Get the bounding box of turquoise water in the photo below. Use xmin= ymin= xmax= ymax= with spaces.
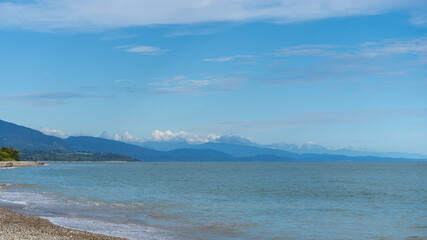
xmin=0 ymin=162 xmax=426 ymax=239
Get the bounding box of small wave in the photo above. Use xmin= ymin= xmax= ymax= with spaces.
xmin=1 ymin=182 xmax=42 ymax=189
xmin=0 ymin=189 xmax=60 ymax=208
xmin=0 ymin=198 xmax=28 ymax=206
xmin=46 ymin=216 xmax=174 ymax=240
xmin=0 ymin=188 xmax=175 ymax=239
xmin=110 ymin=202 xmax=144 ymax=208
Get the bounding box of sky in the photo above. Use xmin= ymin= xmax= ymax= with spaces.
xmin=0 ymin=0 xmax=426 ymax=154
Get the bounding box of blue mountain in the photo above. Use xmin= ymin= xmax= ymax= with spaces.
xmin=1 ymin=119 xmax=425 ymax=162
xmin=192 ymin=142 xmax=299 ymax=158
xmin=0 ymin=119 xmax=68 ymax=151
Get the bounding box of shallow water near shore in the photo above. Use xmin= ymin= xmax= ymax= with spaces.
xmin=0 ymin=162 xmax=426 ymax=239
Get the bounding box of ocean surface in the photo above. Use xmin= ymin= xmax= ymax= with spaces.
xmin=0 ymin=162 xmax=426 ymax=240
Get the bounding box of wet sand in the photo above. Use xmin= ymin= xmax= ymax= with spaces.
xmin=0 ymin=206 xmax=127 ymax=240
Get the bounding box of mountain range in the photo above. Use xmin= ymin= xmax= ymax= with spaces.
xmin=139 ymin=140 xmax=427 ymax=159
xmin=1 ymin=119 xmax=426 ymax=162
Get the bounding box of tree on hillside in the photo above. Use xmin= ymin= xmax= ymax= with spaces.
xmin=0 ymin=147 xmax=20 ymax=161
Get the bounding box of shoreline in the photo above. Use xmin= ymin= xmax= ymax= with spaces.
xmin=0 ymin=206 xmax=128 ymax=240
xmin=41 ymin=161 xmax=137 ymax=162
xmin=0 ymin=161 xmax=134 ymax=240
xmin=0 ymin=161 xmax=44 ymax=168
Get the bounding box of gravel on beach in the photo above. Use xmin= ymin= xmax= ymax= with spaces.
xmin=0 ymin=206 xmax=128 ymax=240
xmin=0 ymin=161 xmax=44 ymax=168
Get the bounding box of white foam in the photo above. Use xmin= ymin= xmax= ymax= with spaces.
xmin=0 ymin=189 xmax=57 ymax=207
xmin=0 ymin=198 xmax=28 ymax=206
xmin=0 ymin=167 xmax=17 ymax=170
xmin=0 ymin=189 xmax=175 ymax=240
xmin=46 ymin=216 xmax=174 ymax=240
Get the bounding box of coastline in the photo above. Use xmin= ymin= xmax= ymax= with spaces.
xmin=0 ymin=161 xmax=44 ymax=168
xmin=0 ymin=206 xmax=128 ymax=240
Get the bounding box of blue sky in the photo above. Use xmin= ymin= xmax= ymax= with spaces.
xmin=0 ymin=0 xmax=426 ymax=154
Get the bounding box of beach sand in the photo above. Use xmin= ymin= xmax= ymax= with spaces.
xmin=0 ymin=161 xmax=44 ymax=168
xmin=0 ymin=206 xmax=128 ymax=240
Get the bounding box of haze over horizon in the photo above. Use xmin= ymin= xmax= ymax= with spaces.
xmin=0 ymin=0 xmax=426 ymax=154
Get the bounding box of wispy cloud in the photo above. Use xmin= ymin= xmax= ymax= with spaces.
xmin=0 ymin=92 xmax=84 ymax=107
xmin=100 ymin=33 xmax=137 ymax=41
xmin=274 ymin=37 xmax=427 ymax=58
xmin=117 ymin=45 xmax=168 ymax=55
xmin=147 ymin=80 xmax=211 ymax=94
xmin=274 ymin=44 xmax=342 ymax=56
xmin=357 ymin=36 xmax=427 ymax=57
xmin=203 ymin=55 xmax=256 ymax=62
xmin=1 ymin=0 xmax=424 ymax=31
xmin=266 ymin=36 xmax=427 ymax=83
xmin=78 ymin=86 xmax=102 ymax=92
xmin=265 ymin=60 xmax=391 ymax=83
xmin=133 ymin=75 xmax=245 ymax=95
xmin=165 ymin=26 xmax=225 ymax=37
xmin=210 ymin=109 xmax=427 ymax=133
xmin=114 ymin=79 xmax=134 ymax=83
xmin=410 ymin=7 xmax=427 ymax=27
xmin=0 ymin=92 xmax=113 ymax=108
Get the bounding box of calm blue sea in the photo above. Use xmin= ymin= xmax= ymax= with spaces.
xmin=0 ymin=162 xmax=426 ymax=240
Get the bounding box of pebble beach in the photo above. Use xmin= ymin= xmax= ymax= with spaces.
xmin=0 ymin=206 xmax=127 ymax=240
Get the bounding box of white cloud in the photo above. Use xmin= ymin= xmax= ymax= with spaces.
xmin=118 ymin=45 xmax=168 ymax=55
xmin=0 ymin=0 xmax=424 ymax=31
xmin=149 ymin=130 xmax=218 ymax=143
xmin=100 ymin=131 xmax=110 ymax=139
xmin=38 ymin=127 xmax=254 ymax=145
xmin=39 ymin=127 xmax=69 ymax=138
xmin=203 ymin=55 xmax=256 ymax=62
xmin=39 ymin=128 xmax=140 ymax=142
xmin=113 ymin=131 xmax=141 ymax=142
xmin=148 ymin=129 xmax=255 ymax=145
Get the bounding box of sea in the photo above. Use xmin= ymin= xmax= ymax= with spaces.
xmin=0 ymin=162 xmax=426 ymax=240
